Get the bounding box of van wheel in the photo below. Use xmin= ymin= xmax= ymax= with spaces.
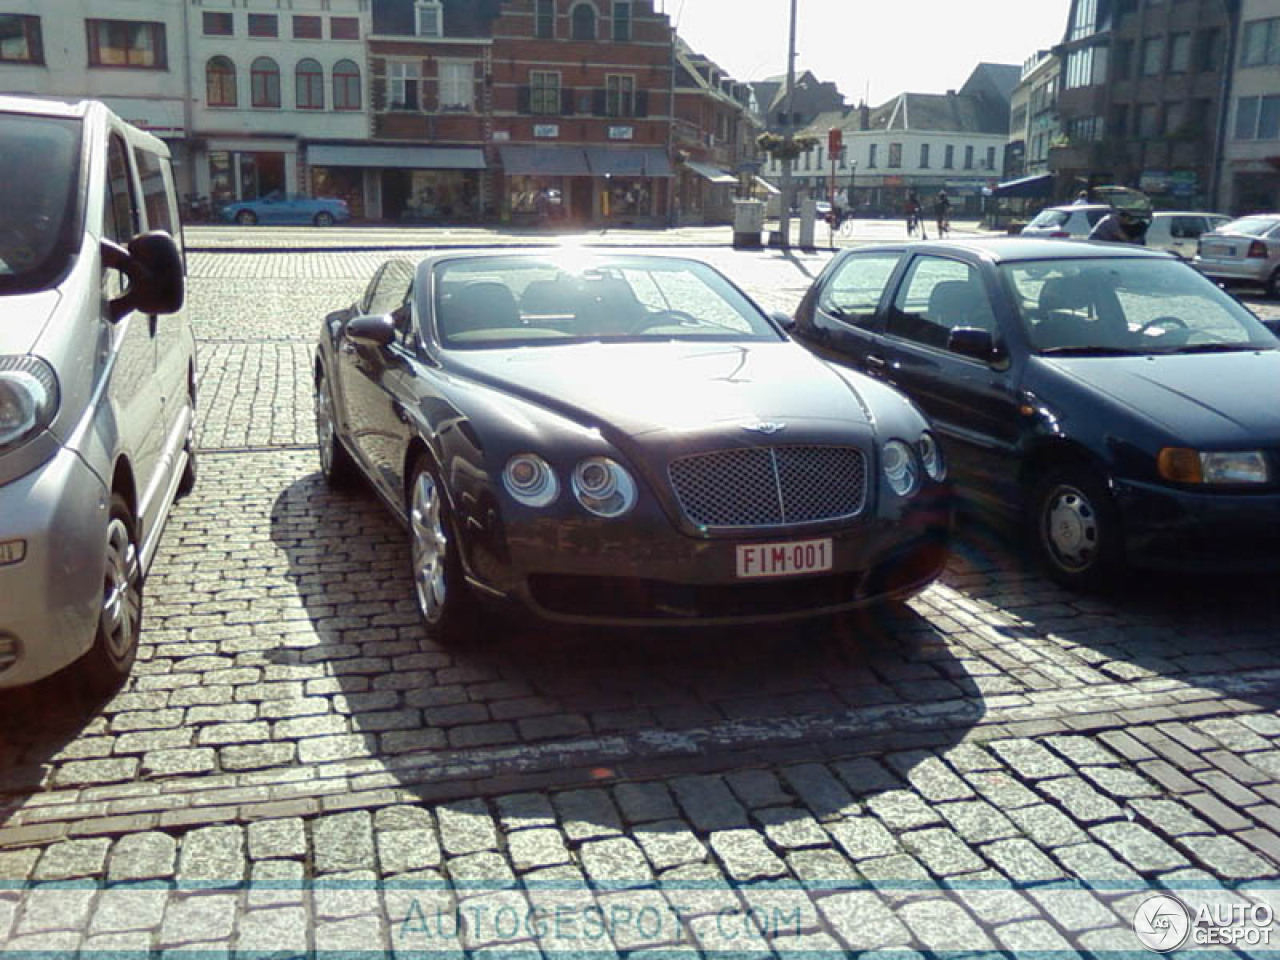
xmin=1029 ymin=466 xmax=1122 ymax=592
xmin=74 ymin=495 xmax=142 ymax=697
xmin=236 ymin=210 xmax=258 ymax=226
xmin=407 ymin=457 xmax=478 ymax=647
xmin=314 ymin=211 xmax=335 ymax=227
xmin=177 ymin=390 xmax=197 ymax=498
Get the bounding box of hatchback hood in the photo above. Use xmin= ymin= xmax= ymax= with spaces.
xmin=449 ymin=340 xmax=873 ymax=437
xmin=0 ymin=289 xmax=61 ymax=355
xmin=1046 ymin=351 xmax=1280 ymax=444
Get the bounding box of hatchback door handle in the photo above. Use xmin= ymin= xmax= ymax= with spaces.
xmin=866 ymin=354 xmax=887 ymax=370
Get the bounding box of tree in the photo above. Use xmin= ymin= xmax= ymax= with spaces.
xmin=756 ymin=132 xmax=820 ymax=162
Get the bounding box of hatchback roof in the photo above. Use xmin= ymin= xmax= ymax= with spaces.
xmin=850 ymin=237 xmax=1173 ymax=263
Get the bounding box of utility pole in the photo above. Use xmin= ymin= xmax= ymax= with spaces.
xmin=778 ymin=0 xmax=798 ymax=249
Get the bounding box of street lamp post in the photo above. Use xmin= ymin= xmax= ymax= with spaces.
xmin=777 ymin=0 xmax=798 ymax=249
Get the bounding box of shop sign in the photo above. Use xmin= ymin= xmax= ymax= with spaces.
xmin=1140 ymin=169 xmax=1170 ymax=193
xmin=493 ymin=130 xmax=510 ymax=141
xmin=609 ymin=126 xmax=634 ymax=140
xmin=534 ymin=124 xmax=559 ymax=138
xmin=1169 ymin=170 xmax=1198 ymax=197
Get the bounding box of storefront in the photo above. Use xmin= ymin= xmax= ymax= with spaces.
xmin=197 ymin=138 xmax=298 ymax=212
xmin=585 ymin=147 xmax=672 ymax=226
xmin=498 ymin=146 xmax=671 ymax=226
xmin=677 ymin=160 xmax=738 ymax=224
xmin=306 ymin=144 xmax=488 ymax=223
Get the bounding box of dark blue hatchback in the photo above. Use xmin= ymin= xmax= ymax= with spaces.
xmin=791 ymin=237 xmax=1280 ymax=589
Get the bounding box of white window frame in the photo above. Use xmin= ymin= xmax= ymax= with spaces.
xmin=415 ymin=0 xmax=443 ymax=38
xmin=438 ymin=60 xmax=473 ymax=112
xmin=389 ymin=60 xmax=420 ymax=111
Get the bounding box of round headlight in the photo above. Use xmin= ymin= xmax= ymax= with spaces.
xmin=918 ymin=432 xmax=946 ymax=482
xmin=0 ymin=357 xmax=59 ymax=452
xmin=882 ymin=440 xmax=920 ymax=497
xmin=502 ymin=453 xmax=558 ymax=507
xmin=572 ymin=457 xmax=637 ymax=518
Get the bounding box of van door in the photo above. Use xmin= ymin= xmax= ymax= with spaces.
xmin=103 ymin=131 xmax=166 ymax=541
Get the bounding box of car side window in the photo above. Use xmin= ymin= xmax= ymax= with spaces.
xmin=134 ymin=147 xmax=175 ymax=236
xmin=818 ymin=254 xmax=900 ymax=328
xmin=105 ymin=133 xmax=139 ymax=246
xmin=1085 ymin=209 xmax=1107 ymax=227
xmin=886 ymin=257 xmax=997 ymax=352
xmin=367 ymin=260 xmax=415 ymax=318
xmin=1171 ymin=217 xmax=1202 ymax=240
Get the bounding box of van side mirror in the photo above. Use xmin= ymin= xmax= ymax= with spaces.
xmin=102 ymin=232 xmax=185 ymax=322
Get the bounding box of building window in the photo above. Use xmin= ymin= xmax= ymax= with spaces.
xmin=389 ymin=61 xmax=420 ymax=111
xmin=919 ymin=143 xmax=929 ymax=168
xmin=571 ymin=4 xmax=596 ymax=41
xmin=1141 ymin=37 xmax=1164 ymax=76
xmin=613 ymin=1 xmax=631 ymax=41
xmin=985 ymin=146 xmax=996 ymax=169
xmin=531 ymin=71 xmax=561 ymax=115
xmin=943 ymin=144 xmax=954 ymax=169
xmin=1070 ymin=0 xmax=1097 ymax=41
xmin=1164 ymin=101 xmax=1186 ymax=136
xmin=415 ymin=1 xmax=443 ymax=37
xmin=888 ymin=143 xmax=902 ymax=168
xmin=296 ymin=58 xmax=324 ymax=110
xmin=1065 ymin=47 xmax=1094 ymax=88
xmin=439 ymin=61 xmax=474 ymax=111
xmin=868 ymin=144 xmax=878 ymax=168
xmin=605 ymin=74 xmax=634 ymax=117
xmin=964 ymin=145 xmax=974 ymax=169
xmin=251 ymin=56 xmax=281 ymax=108
xmin=292 ymin=15 xmax=322 ymax=39
xmin=1109 ymin=104 xmax=1129 ymax=138
xmin=1112 ymin=40 xmax=1132 ymax=79
xmin=330 ymin=17 xmax=359 ymax=40
xmin=86 ymin=20 xmax=166 ymax=69
xmin=206 ymin=56 xmax=237 ymax=107
xmin=248 ymin=14 xmax=278 ymax=38
xmin=1241 ymin=18 xmax=1280 ymax=67
xmin=1137 ymin=103 xmax=1159 ymax=138
xmin=203 ymin=12 xmax=233 ymax=36
xmin=1069 ymin=116 xmax=1103 ymax=141
xmin=333 ymin=60 xmax=361 ymax=111
xmin=1235 ymin=95 xmax=1280 ymax=140
xmin=0 ymin=14 xmax=43 ymax=64
xmin=536 ymin=0 xmax=554 ymax=38
xmin=1196 ymin=28 xmax=1222 ymax=72
xmin=1168 ymin=33 xmax=1190 ymax=73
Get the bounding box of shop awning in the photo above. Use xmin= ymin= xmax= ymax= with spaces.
xmin=584 ymin=147 xmax=673 ymax=178
xmin=685 ymin=161 xmax=738 ymax=185
xmin=753 ymin=176 xmax=781 ymax=195
xmin=991 ymin=173 xmax=1054 ymax=198
xmin=498 ymin=145 xmax=590 ymax=176
xmin=307 ymin=144 xmax=486 ymax=170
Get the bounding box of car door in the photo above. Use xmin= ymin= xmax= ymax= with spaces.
xmin=337 ymin=260 xmax=417 ymax=501
xmin=875 ymin=254 xmax=1024 ymax=509
xmin=103 ymin=129 xmax=167 ymax=537
xmin=796 ymin=251 xmax=904 ymax=372
xmin=1167 ymin=216 xmax=1206 ymax=260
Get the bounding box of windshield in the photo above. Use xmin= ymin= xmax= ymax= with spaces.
xmin=1002 ymin=258 xmax=1278 ymax=355
xmin=432 ymin=255 xmax=781 ymax=349
xmin=1027 ymin=210 xmax=1068 ymax=229
xmin=0 ymin=112 xmax=83 ymax=295
xmin=1219 ymin=216 xmax=1280 ymax=238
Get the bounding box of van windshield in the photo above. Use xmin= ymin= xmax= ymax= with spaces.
xmin=0 ymin=113 xmax=83 ymax=296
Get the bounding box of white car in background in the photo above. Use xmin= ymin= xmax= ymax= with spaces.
xmin=1020 ymin=204 xmax=1111 ymax=239
xmin=1021 ymin=204 xmax=1230 ymax=259
xmin=1194 ymin=214 xmax=1280 ymax=298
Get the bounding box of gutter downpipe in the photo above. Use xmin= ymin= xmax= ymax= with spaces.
xmin=1209 ymin=0 xmax=1241 ymax=213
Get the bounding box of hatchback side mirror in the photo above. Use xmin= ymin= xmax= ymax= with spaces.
xmin=770 ymin=310 xmax=797 ymax=333
xmin=948 ymin=326 xmax=1006 ymax=365
xmin=102 ymin=232 xmax=185 ymax=322
xmin=346 ymin=314 xmax=397 ymax=348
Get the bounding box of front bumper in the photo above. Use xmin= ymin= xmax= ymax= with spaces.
xmin=1114 ymin=477 xmax=1280 ymax=572
xmin=465 ymin=484 xmax=953 ymax=626
xmin=0 ymin=445 xmax=109 ymax=687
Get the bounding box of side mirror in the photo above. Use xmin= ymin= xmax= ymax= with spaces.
xmin=948 ymin=326 xmax=1005 ymax=365
xmin=770 ymin=310 xmax=797 ymax=333
xmin=346 ymin=314 xmax=397 ymax=348
xmin=101 ymin=232 xmax=185 ymax=323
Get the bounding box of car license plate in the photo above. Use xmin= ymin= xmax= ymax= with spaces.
xmin=1205 ymin=243 xmax=1233 ymax=257
xmin=736 ymin=539 xmax=833 ymax=579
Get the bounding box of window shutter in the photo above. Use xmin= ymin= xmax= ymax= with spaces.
xmin=592 ymin=88 xmax=607 ymax=116
xmin=561 ymin=88 xmax=574 ymax=115
xmin=517 ymin=86 xmax=532 ymax=114
xmin=635 ymin=90 xmax=649 ymax=118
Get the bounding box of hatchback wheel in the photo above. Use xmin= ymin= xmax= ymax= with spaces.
xmin=407 ymin=457 xmax=478 ymax=646
xmin=1267 ymin=267 xmax=1280 ymax=300
xmin=315 ymin=367 xmax=358 ymax=487
xmin=236 ymin=210 xmax=257 ymax=226
xmin=1030 ymin=467 xmax=1122 ymax=591
xmin=72 ymin=494 xmax=142 ymax=696
xmin=314 ymin=211 xmax=335 ymax=227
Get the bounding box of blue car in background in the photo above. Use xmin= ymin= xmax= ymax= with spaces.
xmin=221 ymin=191 xmax=350 ymax=226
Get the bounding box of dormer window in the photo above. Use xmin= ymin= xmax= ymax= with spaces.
xmin=415 ymin=0 xmax=442 ymax=37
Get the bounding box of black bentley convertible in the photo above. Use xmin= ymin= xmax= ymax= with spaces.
xmin=314 ymin=252 xmax=952 ymax=642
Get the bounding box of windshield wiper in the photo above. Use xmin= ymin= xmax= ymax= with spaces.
xmin=1039 ymin=345 xmax=1142 ymax=356
xmin=1165 ymin=342 xmax=1265 ymax=354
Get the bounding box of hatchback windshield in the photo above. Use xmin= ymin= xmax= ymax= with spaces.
xmin=1219 ymin=216 xmax=1280 ymax=238
xmin=0 ymin=112 xmax=83 ymax=296
xmin=1002 ymin=258 xmax=1278 ymax=355
xmin=432 ymin=255 xmax=781 ymax=348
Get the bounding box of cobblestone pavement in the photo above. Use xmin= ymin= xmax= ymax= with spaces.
xmin=2 ymin=237 xmax=1279 ymax=955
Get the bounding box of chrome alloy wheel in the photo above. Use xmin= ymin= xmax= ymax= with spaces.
xmin=1042 ymin=483 xmax=1099 ymax=573
xmin=101 ymin=517 xmax=141 ymax=662
xmin=410 ymin=471 xmax=449 ymax=624
xmin=315 ymin=375 xmax=335 ymax=475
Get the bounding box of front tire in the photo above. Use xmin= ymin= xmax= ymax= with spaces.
xmin=314 ymin=211 xmax=335 ymax=227
xmin=315 ymin=366 xmax=358 ymax=488
xmin=236 ymin=210 xmax=258 ymax=226
xmin=73 ymin=495 xmax=142 ymax=697
xmin=1266 ymin=267 xmax=1280 ymax=300
xmin=1030 ymin=466 xmax=1123 ymax=591
xmin=407 ymin=457 xmax=478 ymax=647
xmin=177 ymin=387 xmax=197 ymax=498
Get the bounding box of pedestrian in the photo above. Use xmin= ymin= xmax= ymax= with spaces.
xmin=1088 ymin=207 xmax=1148 ymax=245
xmin=905 ymin=189 xmax=924 ymax=238
xmin=933 ymin=190 xmax=952 ymax=238
xmin=1072 ymin=189 xmax=1092 ymax=206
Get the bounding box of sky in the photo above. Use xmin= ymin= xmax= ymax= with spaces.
xmin=665 ymin=0 xmax=1073 ymax=107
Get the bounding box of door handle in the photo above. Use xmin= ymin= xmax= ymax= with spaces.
xmin=865 ymin=354 xmax=887 ymax=370
xmin=340 ymin=341 xmax=358 ymax=355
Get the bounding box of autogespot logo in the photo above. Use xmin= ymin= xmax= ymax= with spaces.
xmin=1134 ymin=894 xmax=1192 ymax=952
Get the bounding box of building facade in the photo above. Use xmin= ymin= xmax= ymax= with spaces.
xmin=1007 ymin=51 xmax=1061 ymax=180
xmin=1220 ymin=0 xmax=1280 ymax=212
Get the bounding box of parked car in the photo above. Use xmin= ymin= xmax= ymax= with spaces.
xmin=1020 ymin=204 xmax=1112 ymax=239
xmin=790 ymin=237 xmax=1280 ymax=588
xmin=1194 ymin=214 xmax=1280 ymax=298
xmin=1145 ymin=211 xmax=1232 ymax=260
xmin=314 ymin=252 xmax=952 ymax=641
xmin=221 ymin=191 xmax=350 ymax=227
xmin=0 ymin=96 xmax=196 ymax=691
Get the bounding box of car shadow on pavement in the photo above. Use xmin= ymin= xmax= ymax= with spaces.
xmin=265 ymin=471 xmax=988 ymax=821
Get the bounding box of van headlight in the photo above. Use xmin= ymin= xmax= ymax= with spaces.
xmin=572 ymin=457 xmax=637 ymax=517
xmin=882 ymin=440 xmax=920 ymax=497
xmin=0 ymin=357 xmax=59 ymax=453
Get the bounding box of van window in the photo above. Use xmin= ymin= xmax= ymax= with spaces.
xmin=134 ymin=147 xmax=174 ymax=235
xmin=106 ymin=134 xmax=139 ymax=245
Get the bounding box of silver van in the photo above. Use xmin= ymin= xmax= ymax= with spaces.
xmin=0 ymin=96 xmax=196 ymax=692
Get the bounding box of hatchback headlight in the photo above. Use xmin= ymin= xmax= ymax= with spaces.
xmin=572 ymin=457 xmax=637 ymax=518
xmin=918 ymin=432 xmax=945 ymax=482
xmin=1158 ymin=448 xmax=1270 ymax=485
xmin=502 ymin=453 xmax=559 ymax=507
xmin=882 ymin=440 xmax=920 ymax=497
xmin=0 ymin=357 xmax=59 ymax=453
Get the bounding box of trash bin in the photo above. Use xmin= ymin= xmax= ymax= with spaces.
xmin=732 ymin=200 xmax=765 ymax=249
